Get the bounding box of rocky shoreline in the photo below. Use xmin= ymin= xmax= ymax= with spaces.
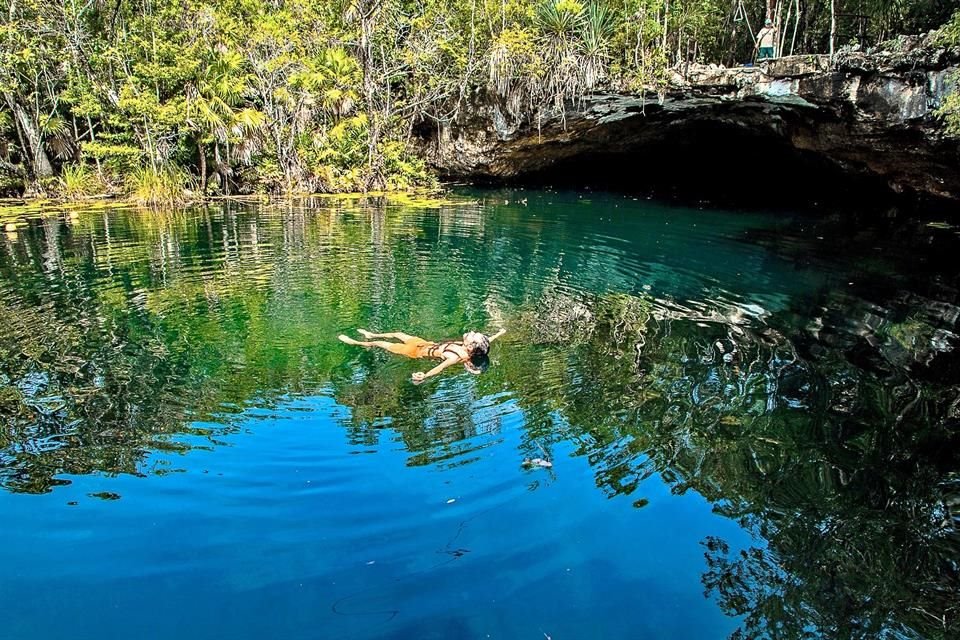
xmin=420 ymin=36 xmax=960 ymax=204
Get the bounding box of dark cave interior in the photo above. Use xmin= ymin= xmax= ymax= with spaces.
xmin=501 ymin=119 xmax=895 ymax=210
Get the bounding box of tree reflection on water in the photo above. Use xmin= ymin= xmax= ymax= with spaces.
xmin=0 ymin=199 xmax=957 ymax=638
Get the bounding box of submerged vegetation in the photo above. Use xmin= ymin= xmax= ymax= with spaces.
xmin=0 ymin=0 xmax=957 ymax=200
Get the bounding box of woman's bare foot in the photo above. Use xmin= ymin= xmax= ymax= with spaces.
xmin=357 ymin=329 xmax=374 ymax=339
xmin=338 ymin=334 xmax=359 ymax=345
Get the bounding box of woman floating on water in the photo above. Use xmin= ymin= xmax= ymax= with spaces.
xmin=338 ymin=328 xmax=506 ymax=382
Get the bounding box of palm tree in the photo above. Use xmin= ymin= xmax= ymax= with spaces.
xmin=186 ymin=50 xmax=264 ymax=195
xmin=318 ymin=48 xmax=361 ymax=121
xmin=534 ymin=0 xmax=619 ymax=110
xmin=578 ymin=2 xmax=617 ymax=88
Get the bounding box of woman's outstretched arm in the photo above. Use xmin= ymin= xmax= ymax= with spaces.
xmin=412 ymin=356 xmax=460 ymax=383
xmin=488 ymin=328 xmax=506 ymax=342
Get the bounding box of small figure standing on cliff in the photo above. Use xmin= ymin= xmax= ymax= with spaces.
xmin=338 ymin=328 xmax=506 ymax=382
xmin=755 ymin=18 xmax=777 ymax=60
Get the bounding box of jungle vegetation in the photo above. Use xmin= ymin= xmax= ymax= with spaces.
xmin=0 ymin=0 xmax=958 ymax=201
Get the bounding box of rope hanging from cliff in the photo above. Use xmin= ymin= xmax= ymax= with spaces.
xmin=733 ymin=0 xmax=746 ymax=22
xmin=735 ymin=0 xmax=757 ymax=47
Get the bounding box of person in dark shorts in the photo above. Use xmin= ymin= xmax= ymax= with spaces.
xmin=756 ymin=18 xmax=776 ymax=60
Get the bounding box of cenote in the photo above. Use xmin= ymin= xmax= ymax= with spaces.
xmin=1 ymin=190 xmax=958 ymax=639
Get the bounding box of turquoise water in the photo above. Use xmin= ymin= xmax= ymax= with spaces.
xmin=0 ymin=190 xmax=958 ymax=639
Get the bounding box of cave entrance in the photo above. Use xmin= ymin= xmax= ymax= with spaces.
xmin=513 ymin=119 xmax=884 ymax=209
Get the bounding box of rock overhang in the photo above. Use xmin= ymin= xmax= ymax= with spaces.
xmin=419 ymin=48 xmax=960 ymax=207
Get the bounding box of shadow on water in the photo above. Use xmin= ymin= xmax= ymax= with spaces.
xmin=0 ymin=192 xmax=958 ymax=638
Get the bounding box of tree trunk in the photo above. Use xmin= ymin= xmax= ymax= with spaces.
xmin=790 ymin=0 xmax=800 ymax=55
xmin=662 ymin=0 xmax=669 ymax=54
xmin=4 ymin=92 xmax=54 ymax=179
xmin=86 ymin=115 xmax=102 ymax=176
xmin=358 ymin=0 xmax=386 ymax=191
xmin=214 ymin=143 xmax=229 ymax=196
xmin=224 ymin=140 xmax=231 ymax=196
xmin=829 ymin=0 xmax=836 ymax=58
xmin=198 ymin=140 xmax=207 ymax=194
xmin=366 ymin=117 xmax=385 ymax=191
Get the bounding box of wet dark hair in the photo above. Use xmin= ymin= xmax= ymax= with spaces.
xmin=468 ymin=333 xmax=491 ymax=356
xmin=465 ymin=352 xmax=490 ymax=375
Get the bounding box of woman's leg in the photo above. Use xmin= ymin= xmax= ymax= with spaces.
xmin=357 ymin=329 xmax=421 ymax=343
xmin=338 ymin=335 xmax=417 ymax=357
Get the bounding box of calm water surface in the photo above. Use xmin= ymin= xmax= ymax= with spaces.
xmin=1 ymin=190 xmax=958 ymax=639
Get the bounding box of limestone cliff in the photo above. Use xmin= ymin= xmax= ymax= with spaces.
xmin=420 ymin=37 xmax=960 ymax=203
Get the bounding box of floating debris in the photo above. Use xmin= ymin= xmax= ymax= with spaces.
xmin=87 ymin=492 xmax=121 ymax=501
xmin=523 ymin=458 xmax=553 ymax=469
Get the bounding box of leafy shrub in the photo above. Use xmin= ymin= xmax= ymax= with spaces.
xmin=934 ymin=10 xmax=960 ymax=47
xmin=382 ymin=141 xmax=436 ymax=191
xmin=936 ymin=88 xmax=960 ymax=137
xmin=81 ymin=141 xmax=143 ymax=174
xmin=934 ymin=13 xmax=960 ymax=137
xmin=57 ymin=164 xmax=103 ymax=200
xmin=126 ymin=166 xmax=194 ymax=208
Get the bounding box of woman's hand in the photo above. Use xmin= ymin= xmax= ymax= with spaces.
xmin=413 ymin=356 xmax=459 ymax=383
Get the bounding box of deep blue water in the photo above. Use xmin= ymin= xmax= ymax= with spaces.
xmin=1 ymin=392 xmax=748 ymax=639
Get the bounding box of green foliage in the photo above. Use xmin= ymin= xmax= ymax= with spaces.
xmin=934 ymin=12 xmax=960 ymax=138
xmin=381 ymin=141 xmax=436 ymax=191
xmin=0 ymin=0 xmax=956 ymax=195
xmin=126 ymin=166 xmax=194 ymax=208
xmin=937 ymin=87 xmax=960 ymax=137
xmin=81 ymin=141 xmax=143 ymax=173
xmin=537 ymin=0 xmax=586 ymax=38
xmin=57 ymin=164 xmax=104 ymax=200
xmin=936 ymin=10 xmax=960 ymax=47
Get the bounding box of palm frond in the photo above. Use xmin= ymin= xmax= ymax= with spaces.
xmin=579 ymin=2 xmax=618 ymax=57
xmin=40 ymin=115 xmax=69 ymax=137
xmin=230 ymin=108 xmax=266 ymax=137
xmin=537 ymin=0 xmax=585 ymax=40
